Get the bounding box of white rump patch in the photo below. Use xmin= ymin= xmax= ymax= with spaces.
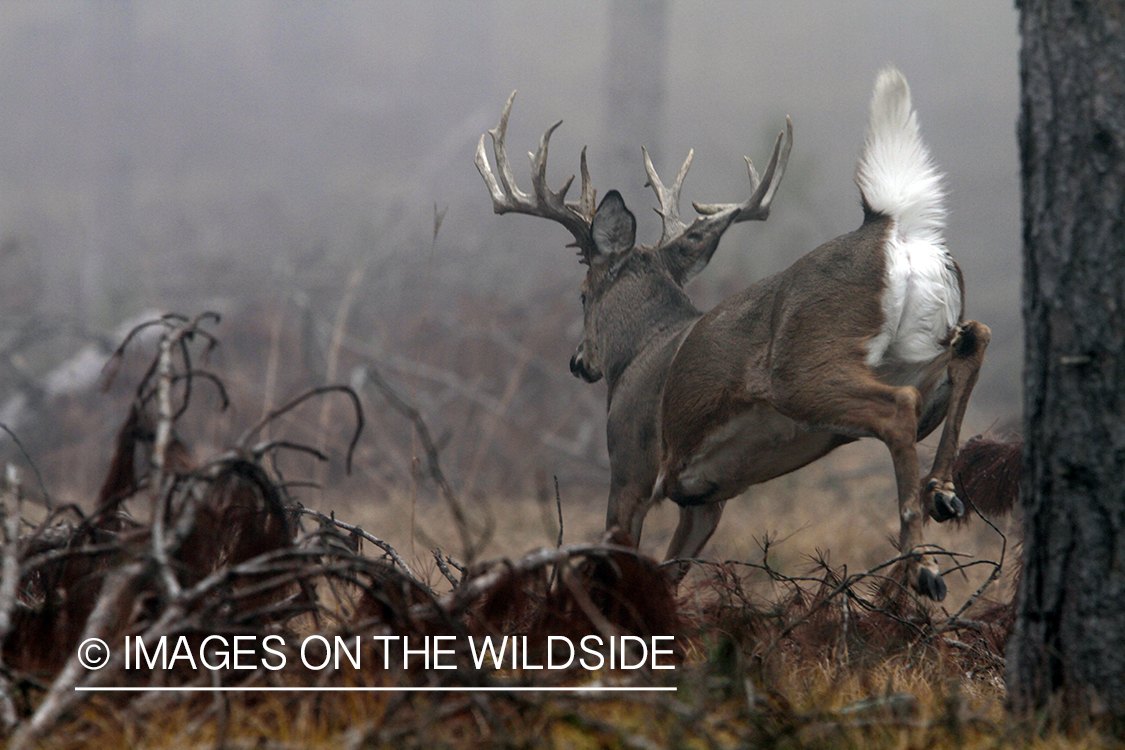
xmin=865 ymin=232 xmax=961 ymax=375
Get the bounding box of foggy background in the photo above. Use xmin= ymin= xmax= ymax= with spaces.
xmin=0 ymin=2 xmax=1021 ymax=532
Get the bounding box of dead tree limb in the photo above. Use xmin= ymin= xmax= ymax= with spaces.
xmin=9 ymin=561 xmax=148 ymax=750
xmin=0 ymin=467 xmax=24 ymax=731
xmin=238 ymin=385 xmax=364 ymax=474
xmin=298 ymin=506 xmax=422 ymax=586
xmin=365 ymin=365 xmax=489 ymax=562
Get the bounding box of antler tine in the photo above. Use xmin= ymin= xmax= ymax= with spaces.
xmin=475 ymin=134 xmax=507 ymax=207
xmin=693 ymin=116 xmax=793 ymax=223
xmin=577 ymin=146 xmax=594 ymax=219
xmin=476 ymin=94 xmax=522 ymax=208
xmin=474 ymin=91 xmax=596 ymax=261
xmin=530 ymin=119 xmax=571 ymax=207
xmin=644 ymin=147 xmax=694 ymax=245
xmin=489 ymin=91 xmax=530 ymax=205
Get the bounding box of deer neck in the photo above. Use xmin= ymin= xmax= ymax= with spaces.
xmin=602 ymin=274 xmax=700 ymax=399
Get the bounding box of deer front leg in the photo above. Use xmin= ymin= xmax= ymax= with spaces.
xmin=921 ymin=320 xmax=991 ymax=522
xmin=663 ymin=501 xmax=726 ymax=584
xmin=606 ymin=482 xmax=660 ymax=549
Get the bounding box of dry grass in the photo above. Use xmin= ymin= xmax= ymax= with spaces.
xmin=327 ymin=435 xmax=1018 ymax=612
xmin=0 ymin=298 xmax=1072 ymax=750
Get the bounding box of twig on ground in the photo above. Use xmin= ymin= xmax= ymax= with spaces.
xmin=942 ymin=497 xmax=1008 ymax=628
xmin=432 ymin=547 xmax=460 ymax=588
xmin=297 ymin=505 xmax=422 ymax=586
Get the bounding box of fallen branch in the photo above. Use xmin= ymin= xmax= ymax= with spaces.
xmin=298 ymin=505 xmax=422 ymax=586
xmin=9 ymin=561 xmax=148 ymax=750
xmin=0 ymin=467 xmax=24 ymax=730
xmin=431 ymin=542 xmax=646 ymax=617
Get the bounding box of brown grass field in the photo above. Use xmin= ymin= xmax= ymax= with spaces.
xmin=1 ymin=297 xmax=1104 ymax=750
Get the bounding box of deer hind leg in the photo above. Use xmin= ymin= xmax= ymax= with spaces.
xmin=920 ymin=320 xmax=991 ymax=522
xmin=879 ymin=387 xmax=948 ymax=601
xmin=663 ymin=501 xmax=726 ymax=584
xmin=782 ymin=372 xmax=943 ymax=599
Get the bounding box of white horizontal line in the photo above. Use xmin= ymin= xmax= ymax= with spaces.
xmin=75 ymin=686 xmax=676 ymax=693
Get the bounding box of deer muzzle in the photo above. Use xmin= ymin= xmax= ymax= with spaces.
xmin=569 ymin=347 xmax=602 ymax=383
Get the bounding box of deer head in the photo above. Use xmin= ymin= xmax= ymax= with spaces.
xmin=475 ymin=91 xmax=792 ymax=391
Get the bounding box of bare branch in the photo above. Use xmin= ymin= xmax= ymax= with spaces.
xmin=297 ymin=506 xmax=422 ymax=587
xmin=0 ymin=423 xmax=51 ymax=510
xmin=433 ymin=542 xmax=644 ymax=616
xmin=238 ymin=385 xmax=364 ymax=474
xmin=0 ymin=467 xmax=23 ymax=731
xmin=432 ymin=548 xmax=460 ymax=588
xmin=10 ymin=561 xmax=148 ymax=750
xmin=941 ymin=495 xmax=1008 ymax=627
xmin=365 ymin=365 xmax=487 ymax=562
xmin=249 ymin=440 xmax=330 ymax=465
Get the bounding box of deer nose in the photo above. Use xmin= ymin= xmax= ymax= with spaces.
xmin=570 ymin=350 xmax=602 ymax=383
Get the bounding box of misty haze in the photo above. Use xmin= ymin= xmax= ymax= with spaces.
xmin=1 ymin=2 xmax=1020 ymax=566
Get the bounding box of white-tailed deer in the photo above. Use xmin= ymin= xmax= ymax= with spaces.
xmin=476 ymin=68 xmax=989 ymax=601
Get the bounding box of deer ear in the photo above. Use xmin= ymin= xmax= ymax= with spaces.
xmin=591 ymin=190 xmax=636 ymax=261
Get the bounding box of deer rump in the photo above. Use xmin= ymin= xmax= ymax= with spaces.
xmin=655 ymin=212 xmax=961 ymax=508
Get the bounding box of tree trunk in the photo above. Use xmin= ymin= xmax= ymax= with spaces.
xmin=1008 ymin=0 xmax=1125 ymax=730
xmin=602 ymin=0 xmax=668 ymax=213
xmin=81 ymin=0 xmax=137 ymax=320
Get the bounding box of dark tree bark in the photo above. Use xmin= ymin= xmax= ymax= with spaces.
xmin=1008 ymin=0 xmax=1125 ymax=730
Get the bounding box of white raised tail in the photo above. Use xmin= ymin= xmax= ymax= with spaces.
xmin=859 ymin=67 xmax=962 ymax=374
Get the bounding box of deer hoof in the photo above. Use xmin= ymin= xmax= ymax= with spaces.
xmin=915 ymin=567 xmax=947 ymax=601
xmin=932 ymin=490 xmax=965 ymax=522
xmin=664 ymin=560 xmax=691 ymax=587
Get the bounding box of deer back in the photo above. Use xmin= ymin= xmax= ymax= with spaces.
xmin=660 ymin=213 xmax=894 ymax=465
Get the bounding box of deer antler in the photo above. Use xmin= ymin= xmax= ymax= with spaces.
xmin=644 ymin=147 xmax=694 ymax=246
xmin=692 ymin=116 xmax=793 ymax=223
xmin=475 ymin=91 xmax=598 ymax=263
xmin=644 ymin=116 xmax=793 ymax=248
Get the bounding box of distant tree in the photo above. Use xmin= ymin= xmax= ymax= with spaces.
xmin=602 ymin=0 xmax=668 ymax=208
xmin=82 ymin=0 xmax=137 ymax=319
xmin=1007 ymin=0 xmax=1125 ymax=732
